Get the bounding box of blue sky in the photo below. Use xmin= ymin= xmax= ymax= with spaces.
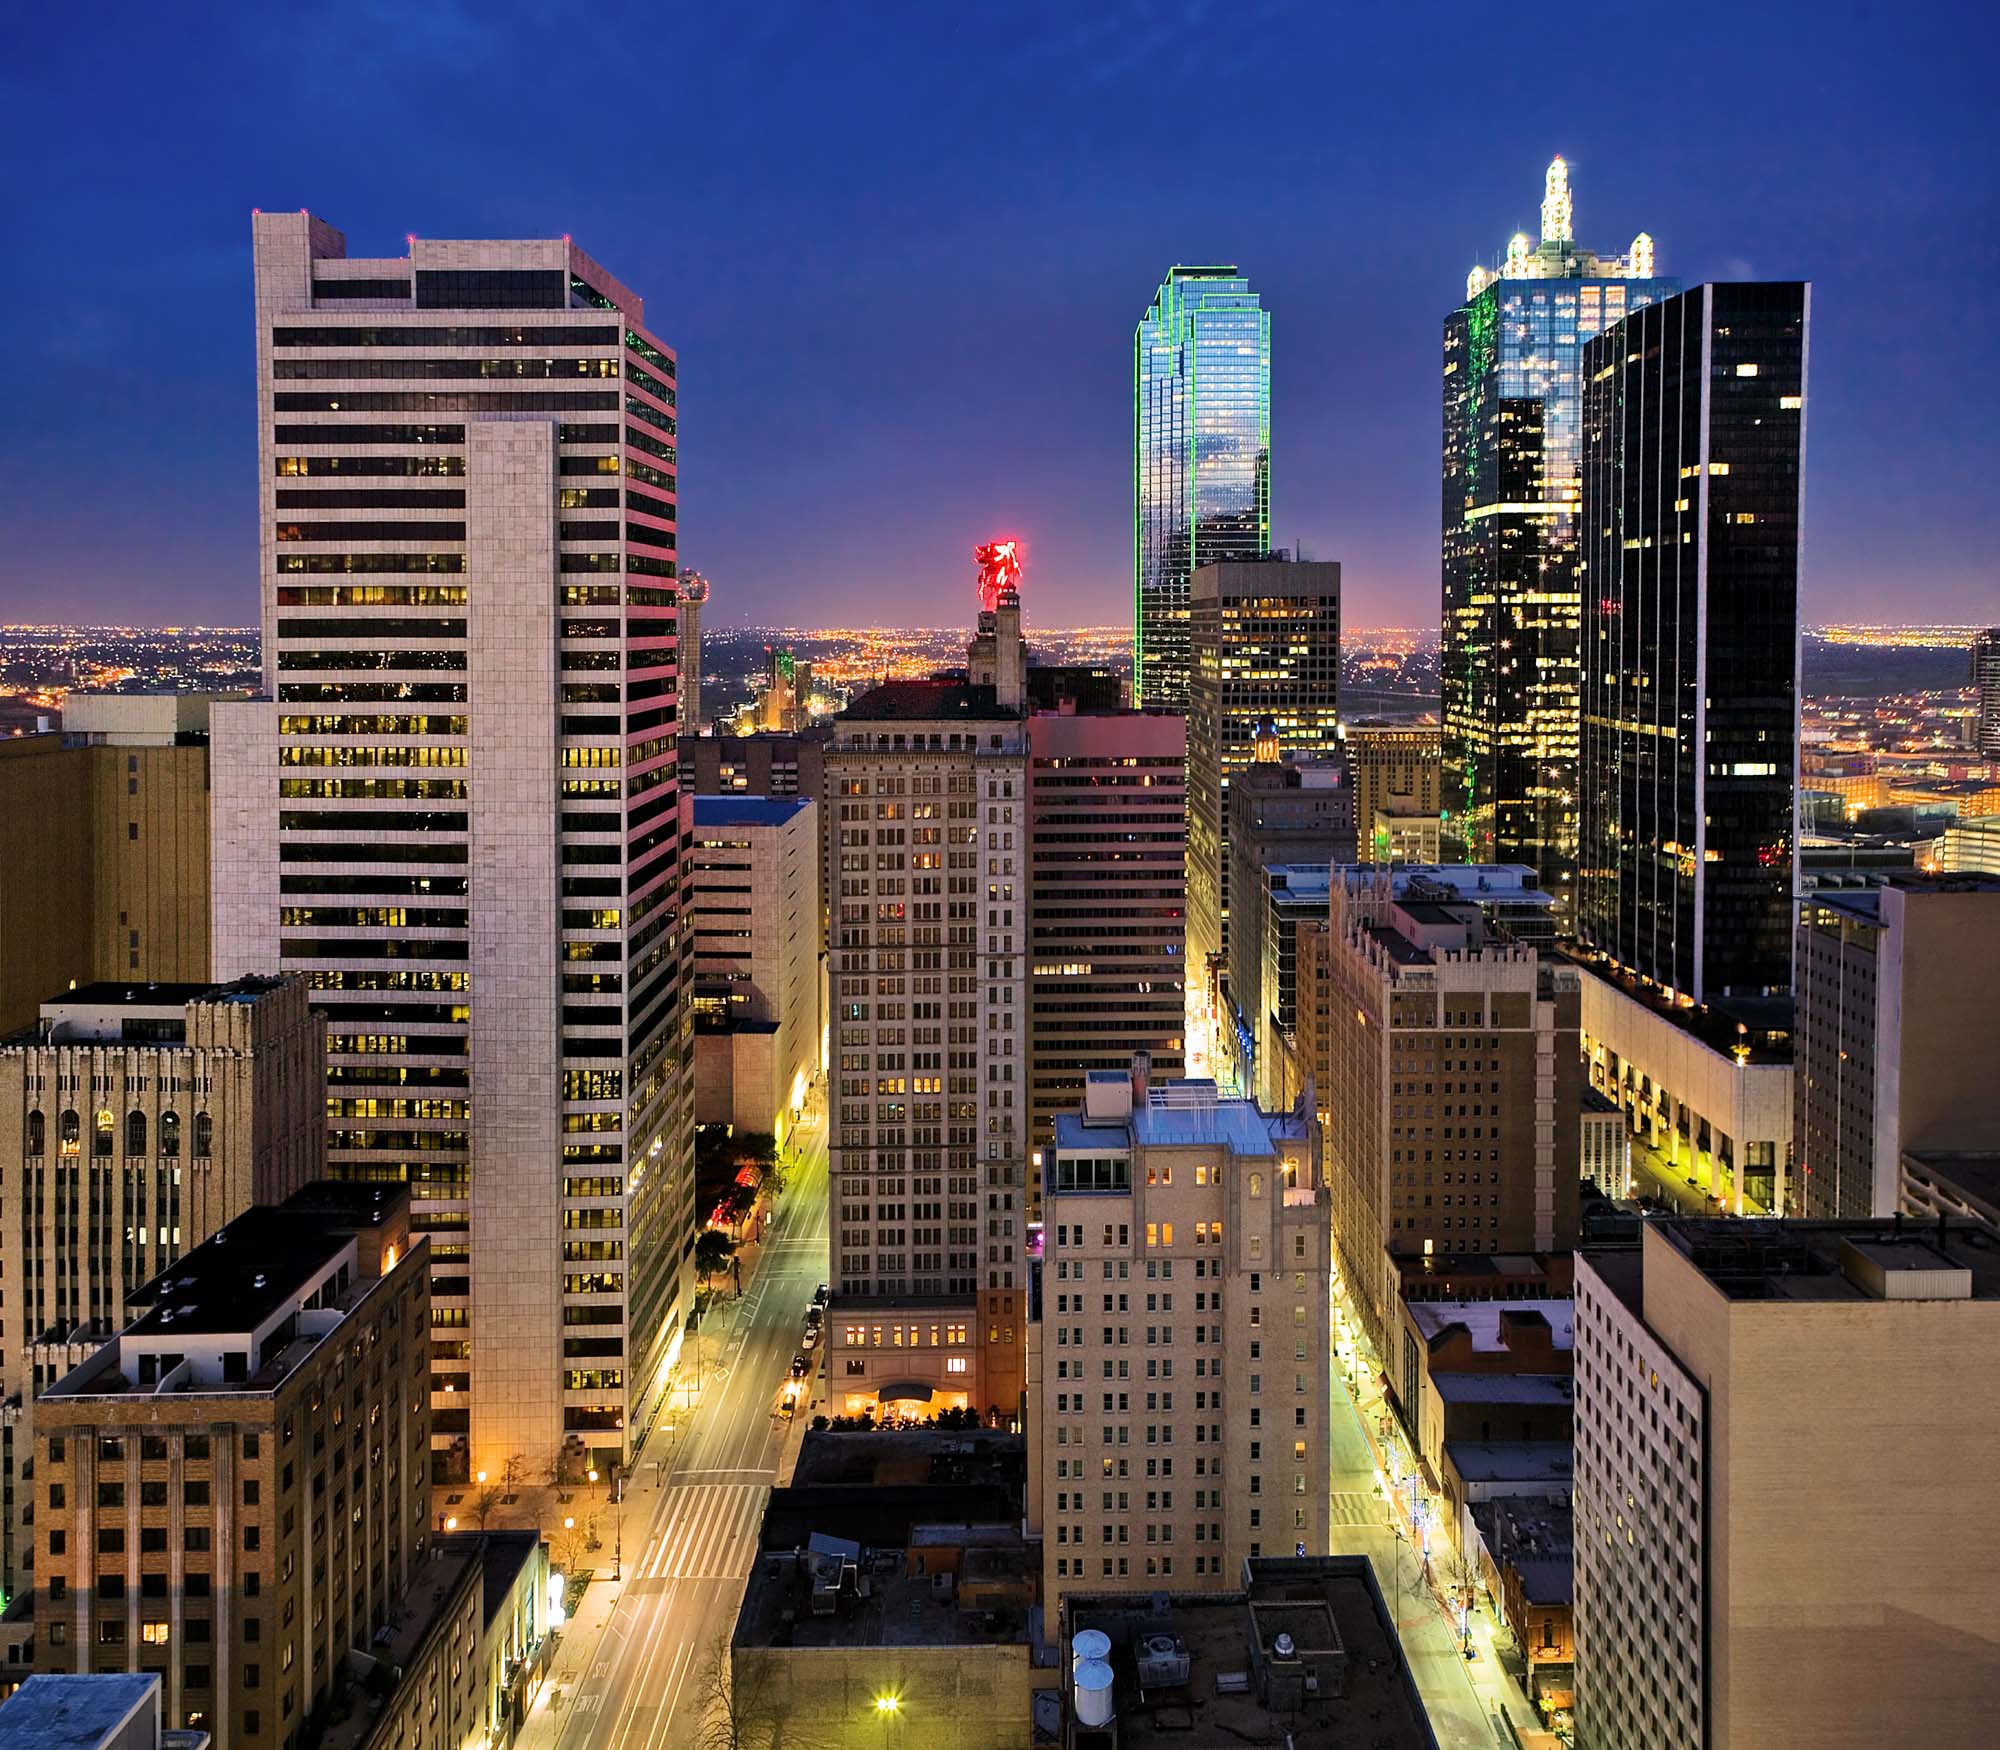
xmin=4 ymin=1 xmax=1995 ymax=629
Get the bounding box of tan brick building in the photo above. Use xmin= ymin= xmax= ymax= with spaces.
xmin=0 ymin=979 xmax=325 ymax=1600
xmin=1342 ymin=725 xmax=1441 ymax=855
xmin=1035 ymin=1061 xmax=1330 ymax=1616
xmin=29 ymin=1185 xmax=431 ymax=1750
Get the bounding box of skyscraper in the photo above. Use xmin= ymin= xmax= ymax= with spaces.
xmin=1577 ymin=281 xmax=1808 ymax=1006
xmin=1185 ymin=558 xmax=1341 ymax=1079
xmin=1134 ymin=267 xmax=1270 ymax=708
xmin=1973 ymin=626 xmax=2000 ymax=757
xmin=1442 ymin=158 xmax=1674 ymax=906
xmin=680 ymin=569 xmax=709 ymax=736
xmin=212 ymin=213 xmax=695 ymax=1487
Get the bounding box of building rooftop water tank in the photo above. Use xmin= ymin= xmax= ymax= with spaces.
xmin=1074 ymin=1658 xmax=1115 ymax=1728
xmin=1071 ymin=1628 xmax=1112 ymax=1667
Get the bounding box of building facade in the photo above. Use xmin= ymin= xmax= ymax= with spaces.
xmin=1187 ymin=560 xmax=1342 ymax=1053
xmin=1038 ymin=1065 xmax=1329 ymax=1615
xmin=1025 ymin=707 xmax=1187 ymax=1202
xmin=1344 ymin=726 xmax=1440 ymax=851
xmin=30 ymin=1186 xmax=432 ymax=1749
xmin=211 ymin=212 xmax=695 ymax=1485
xmin=1974 ymin=627 xmax=2000 ymax=759
xmin=0 ymin=979 xmax=325 ymax=1601
xmin=1792 ymin=874 xmax=2000 ymax=1220
xmin=678 ymin=571 xmax=708 ymax=737
xmin=0 ymin=695 xmax=226 ymax=1036
xmin=1442 ymin=157 xmax=1673 ymax=906
xmin=1578 ymin=281 xmax=1808 ymax=1006
xmin=1322 ymin=870 xmax=1581 ymax=1354
xmin=690 ymin=796 xmax=820 ymax=1140
xmin=822 ymin=592 xmax=1029 ymax=1419
xmin=1134 ymin=268 xmax=1270 ymax=709
xmin=1574 ymin=1220 xmax=2000 ymax=1749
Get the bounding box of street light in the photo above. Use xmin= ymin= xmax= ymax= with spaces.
xmin=874 ymin=1693 xmax=900 ymax=1749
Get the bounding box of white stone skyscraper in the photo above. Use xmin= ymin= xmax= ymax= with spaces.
xmin=212 ymin=213 xmax=695 ymax=1487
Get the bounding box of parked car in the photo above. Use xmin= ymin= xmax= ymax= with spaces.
xmin=804 ymin=1302 xmax=823 ymax=1327
xmin=813 ymin=1283 xmax=830 ymax=1306
xmin=789 ymin=1353 xmax=810 ymax=1379
xmin=801 ymin=1323 xmax=820 ymax=1348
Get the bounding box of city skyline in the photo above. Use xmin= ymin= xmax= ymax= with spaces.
xmin=5 ymin=6 xmax=1995 ymax=633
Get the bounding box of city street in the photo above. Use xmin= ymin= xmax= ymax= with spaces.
xmin=519 ymin=1109 xmax=829 ymax=1750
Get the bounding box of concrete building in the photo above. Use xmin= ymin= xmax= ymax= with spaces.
xmin=0 ymin=1673 xmax=204 ymax=1750
xmin=1322 ymin=868 xmax=1581 ymax=1356
xmin=1037 ymin=1064 xmax=1330 ymax=1615
xmin=1344 ymin=725 xmax=1441 ymax=851
xmin=1372 ymin=800 xmax=1443 ymax=865
xmin=823 ymin=583 xmax=1029 ymax=1420
xmin=1025 ymin=706 xmax=1186 ymax=1202
xmin=30 ymin=1185 xmax=432 ymax=1749
xmin=0 ymin=695 xmax=229 ymax=1036
xmin=1574 ymin=1219 xmax=2000 ymax=1749
xmin=1577 ymin=965 xmax=1792 ymax=1213
xmin=0 ymin=980 xmax=325 ymax=1601
xmin=677 ymin=571 xmax=708 ymax=737
xmin=1244 ymin=864 xmax=1335 ymax=1112
xmin=1186 ymin=559 xmax=1341 ymax=1036
xmin=1058 ymin=1557 xmax=1440 ymax=1750
xmin=1579 ymin=1083 xmax=1631 ymax=1198
xmin=211 ymin=212 xmax=695 ymax=1485
xmin=1793 ymin=874 xmax=2000 ymax=1219
xmin=690 ymin=796 xmax=820 ymax=1141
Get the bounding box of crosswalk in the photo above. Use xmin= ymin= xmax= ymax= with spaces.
xmin=637 ymin=1480 xmax=770 ymax=1583
xmin=1329 ymin=1489 xmax=1379 ymax=1528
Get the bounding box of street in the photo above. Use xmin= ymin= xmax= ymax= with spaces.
xmin=520 ymin=1109 xmax=829 ymax=1750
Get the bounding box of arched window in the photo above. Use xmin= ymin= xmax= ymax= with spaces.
xmin=59 ymin=1110 xmax=80 ymax=1154
xmin=193 ymin=1112 xmax=213 ymax=1159
xmin=125 ymin=1111 xmax=147 ymax=1157
xmin=160 ymin=1111 xmax=180 ymax=1158
xmin=26 ymin=1111 xmax=45 ymax=1155
xmin=94 ymin=1110 xmax=114 ymax=1157
xmin=1249 ymin=1173 xmax=1263 ymax=1200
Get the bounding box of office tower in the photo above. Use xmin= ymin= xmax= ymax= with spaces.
xmin=1186 ymin=559 xmax=1341 ymax=1062
xmin=1442 ymin=157 xmax=1674 ymax=904
xmin=1974 ymin=627 xmax=2000 ymax=758
xmin=1026 ymin=705 xmax=1187 ymax=1195
xmin=680 ymin=725 xmax=830 ymax=799
xmin=1578 ymin=282 xmax=1808 ymax=1005
xmin=0 ymin=977 xmax=325 ymax=1601
xmin=1224 ymin=739 xmax=1355 ymax=1101
xmin=1575 ymin=1220 xmax=2000 ymax=1750
xmin=1344 ymin=725 xmax=1441 ymax=833
xmin=30 ymin=1184 xmax=431 ymax=1746
xmin=750 ymin=647 xmax=812 ymax=734
xmin=690 ymin=795 xmax=821 ymax=1139
xmin=1322 ymin=868 xmax=1581 ymax=1353
xmin=822 ymin=581 xmax=1029 ymax=1420
xmin=211 ymin=213 xmax=695 ymax=1488
xmin=1793 ymin=873 xmax=2000 ymax=1219
xmin=680 ymin=570 xmax=709 ymax=736
xmin=1038 ymin=1062 xmax=1330 ymax=1614
xmin=0 ymin=694 xmax=227 ymax=1034
xmin=1134 ymin=268 xmax=1271 ymax=708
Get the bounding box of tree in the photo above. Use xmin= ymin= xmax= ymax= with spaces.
xmin=695 ymin=1228 xmax=738 ymax=1284
xmin=471 ymin=1486 xmax=504 ymax=1530
xmin=693 ymin=1632 xmax=823 ymax=1750
xmin=501 ymin=1452 xmax=526 ymax=1497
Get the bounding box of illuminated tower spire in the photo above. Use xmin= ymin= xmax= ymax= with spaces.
xmin=1542 ymin=155 xmax=1574 ymax=245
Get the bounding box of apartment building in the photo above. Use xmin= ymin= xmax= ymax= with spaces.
xmin=0 ymin=694 xmax=230 ymax=1035
xmin=211 ymin=212 xmax=694 ymax=1484
xmin=1792 ymin=873 xmax=2000 ymax=1219
xmin=1026 ymin=706 xmax=1187 ymax=1197
xmin=0 ymin=979 xmax=325 ymax=1601
xmin=689 ymin=796 xmax=820 ymax=1138
xmin=1037 ymin=1061 xmax=1329 ymax=1615
xmin=823 ymin=589 xmax=1029 ymax=1419
xmin=1322 ymin=868 xmax=1580 ymax=1354
xmin=30 ymin=1184 xmax=432 ymax=1749
xmin=1574 ymin=1219 xmax=2000 ymax=1749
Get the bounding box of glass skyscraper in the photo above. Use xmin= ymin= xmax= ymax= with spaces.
xmin=1578 ymin=281 xmax=1808 ymax=1006
xmin=1441 ymin=159 xmax=1674 ymax=912
xmin=1135 ymin=266 xmax=1270 ymax=708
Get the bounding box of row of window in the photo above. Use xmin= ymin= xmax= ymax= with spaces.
xmin=25 ymin=1110 xmax=210 ymax=1158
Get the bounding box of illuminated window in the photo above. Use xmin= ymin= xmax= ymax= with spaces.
xmin=1734 ymin=362 xmax=1759 ymax=377
xmin=1779 ymin=395 xmax=1802 ymax=410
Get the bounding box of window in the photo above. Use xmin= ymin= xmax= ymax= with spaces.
xmin=59 ymin=1109 xmax=80 ymax=1154
xmin=193 ymin=1112 xmax=214 ymax=1159
xmin=94 ymin=1109 xmax=115 ymax=1156
xmin=160 ymin=1111 xmax=180 ymax=1157
xmin=26 ymin=1110 xmax=44 ymax=1155
xmin=125 ymin=1110 xmax=147 ymax=1156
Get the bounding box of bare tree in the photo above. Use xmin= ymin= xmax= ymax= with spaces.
xmin=693 ymin=1632 xmax=823 ymax=1750
xmin=471 ymin=1486 xmax=505 ymax=1530
xmin=501 ymin=1452 xmax=526 ymax=1496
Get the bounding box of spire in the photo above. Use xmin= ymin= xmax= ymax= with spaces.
xmin=1629 ymin=231 xmax=1655 ymax=279
xmin=1541 ymin=155 xmax=1573 ymax=245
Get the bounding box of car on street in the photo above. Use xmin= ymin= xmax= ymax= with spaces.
xmin=789 ymin=1353 xmax=810 ymax=1379
xmin=801 ymin=1322 xmax=819 ymax=1348
xmin=813 ymin=1283 xmax=829 ymax=1306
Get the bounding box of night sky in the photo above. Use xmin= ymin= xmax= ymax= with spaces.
xmin=5 ymin=2 xmax=1995 ymax=631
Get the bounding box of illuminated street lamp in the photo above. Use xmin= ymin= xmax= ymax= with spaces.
xmin=873 ymin=1692 xmax=900 ymax=1749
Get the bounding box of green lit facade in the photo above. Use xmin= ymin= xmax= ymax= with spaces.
xmin=1135 ymin=266 xmax=1270 ymax=709
xmin=1441 ymin=160 xmax=1673 ymax=916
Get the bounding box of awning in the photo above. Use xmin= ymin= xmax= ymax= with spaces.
xmin=877 ymin=1381 xmax=936 ymax=1404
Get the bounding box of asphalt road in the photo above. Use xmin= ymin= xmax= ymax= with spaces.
xmin=550 ymin=1117 xmax=829 ymax=1750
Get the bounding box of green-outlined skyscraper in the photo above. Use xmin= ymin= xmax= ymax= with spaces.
xmin=1135 ymin=266 xmax=1270 ymax=708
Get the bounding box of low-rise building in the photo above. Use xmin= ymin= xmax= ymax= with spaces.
xmin=0 ymin=1672 xmax=207 ymax=1750
xmin=1371 ymin=800 xmax=1443 ymax=865
xmin=29 ymin=1185 xmax=431 ymax=1748
xmin=1468 ymin=1496 xmax=1573 ymax=1715
xmin=1058 ymin=1556 xmax=1439 ymax=1750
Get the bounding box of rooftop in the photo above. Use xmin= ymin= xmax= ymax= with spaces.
xmin=1065 ymin=1557 xmax=1437 ymax=1750
xmin=1469 ymin=1497 xmax=1574 ymax=1606
xmin=1443 ymin=1441 xmax=1575 ymax=1484
xmin=1655 ymin=1217 xmax=2000 ymax=1302
xmin=839 ymin=679 xmax=1020 ymax=723
xmin=0 ymin=1675 xmax=165 ymax=1750
xmin=1055 ymin=1081 xmax=1304 ymax=1162
xmin=735 ymin=1544 xmax=1033 ymax=1650
xmin=1406 ymin=1299 xmax=1575 ymax=1354
xmin=1430 ymin=1372 xmax=1575 ymax=1408
xmin=693 ymin=794 xmax=812 ymax=828
xmin=1567 ymin=950 xmax=1793 ymax=1063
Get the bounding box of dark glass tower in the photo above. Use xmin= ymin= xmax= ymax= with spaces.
xmin=1578 ymin=281 xmax=1809 ymax=1005
xmin=1442 ymin=159 xmax=1674 ymax=912
xmin=1135 ymin=266 xmax=1270 ymax=709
